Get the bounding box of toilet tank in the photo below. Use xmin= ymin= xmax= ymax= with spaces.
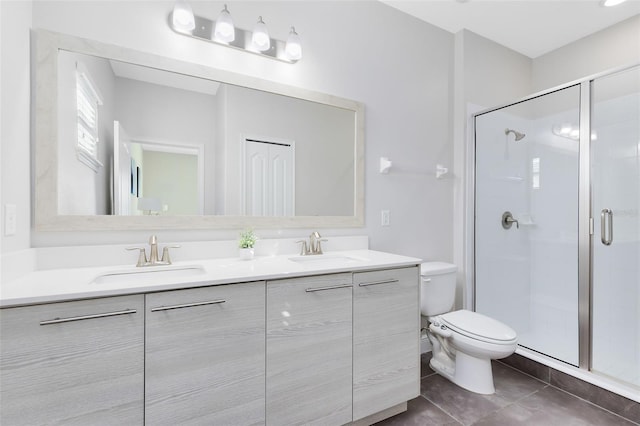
xmin=420 ymin=262 xmax=457 ymax=317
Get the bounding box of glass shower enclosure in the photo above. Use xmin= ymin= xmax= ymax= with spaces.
xmin=473 ymin=65 xmax=639 ymax=388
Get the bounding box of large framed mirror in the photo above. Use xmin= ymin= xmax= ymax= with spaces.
xmin=34 ymin=29 xmax=364 ymax=231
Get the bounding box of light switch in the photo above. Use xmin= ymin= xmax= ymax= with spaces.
xmin=4 ymin=204 xmax=17 ymax=236
xmin=381 ymin=210 xmax=390 ymax=227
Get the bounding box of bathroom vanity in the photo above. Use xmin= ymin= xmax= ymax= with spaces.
xmin=0 ymin=249 xmax=421 ymax=426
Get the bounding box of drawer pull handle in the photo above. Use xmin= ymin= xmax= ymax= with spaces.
xmin=150 ymin=299 xmax=226 ymax=312
xmin=305 ymin=284 xmax=353 ymax=293
xmin=359 ymin=279 xmax=399 ymax=287
xmin=40 ymin=309 xmax=137 ymax=325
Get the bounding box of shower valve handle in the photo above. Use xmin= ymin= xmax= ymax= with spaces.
xmin=502 ymin=211 xmax=519 ymax=230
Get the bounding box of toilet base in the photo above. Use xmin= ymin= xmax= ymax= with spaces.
xmin=429 ymin=351 xmax=496 ymax=395
xmin=427 ymin=327 xmax=497 ymax=395
xmin=451 ymin=351 xmax=495 ymax=394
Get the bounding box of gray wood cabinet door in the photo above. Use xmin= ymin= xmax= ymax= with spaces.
xmin=266 ymin=273 xmax=353 ymax=426
xmin=353 ymin=266 xmax=420 ymax=421
xmin=0 ymin=295 xmax=144 ymax=425
xmin=145 ymin=282 xmax=266 ymax=426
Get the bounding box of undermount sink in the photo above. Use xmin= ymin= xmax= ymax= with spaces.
xmin=91 ymin=264 xmax=206 ymax=285
xmin=288 ymin=254 xmax=366 ymax=264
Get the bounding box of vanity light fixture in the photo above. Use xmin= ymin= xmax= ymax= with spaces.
xmin=552 ymin=123 xmax=597 ymax=141
xmin=172 ymin=0 xmax=195 ymax=32
xmin=552 ymin=123 xmax=576 ymax=139
xmin=252 ymin=16 xmax=271 ymax=52
xmin=285 ymin=27 xmax=302 ymax=61
xmin=168 ymin=1 xmax=302 ymax=63
xmin=214 ymin=4 xmax=235 ymax=43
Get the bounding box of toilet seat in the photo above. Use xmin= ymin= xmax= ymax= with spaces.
xmin=439 ymin=310 xmax=517 ymax=345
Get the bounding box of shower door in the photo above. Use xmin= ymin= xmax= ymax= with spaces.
xmin=474 ymin=85 xmax=582 ymax=366
xmin=591 ymin=66 xmax=640 ymax=386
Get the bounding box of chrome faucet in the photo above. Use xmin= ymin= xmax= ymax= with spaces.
xmin=309 ymin=231 xmax=323 ymax=254
xmin=296 ymin=231 xmax=327 ymax=256
xmin=127 ymin=235 xmax=180 ymax=267
xmin=148 ymin=235 xmax=160 ymax=264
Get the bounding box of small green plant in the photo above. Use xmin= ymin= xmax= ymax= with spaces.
xmin=238 ymin=229 xmax=257 ymax=249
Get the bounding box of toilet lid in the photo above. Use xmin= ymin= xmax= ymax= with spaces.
xmin=420 ymin=262 xmax=457 ymax=276
xmin=439 ymin=310 xmax=517 ymax=344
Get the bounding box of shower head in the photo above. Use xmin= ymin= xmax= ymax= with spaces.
xmin=505 ymin=128 xmax=526 ymax=141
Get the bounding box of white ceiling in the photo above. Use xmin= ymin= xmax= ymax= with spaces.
xmin=381 ymin=0 xmax=640 ymax=58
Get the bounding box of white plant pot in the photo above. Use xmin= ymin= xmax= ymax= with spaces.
xmin=239 ymin=247 xmax=255 ymax=260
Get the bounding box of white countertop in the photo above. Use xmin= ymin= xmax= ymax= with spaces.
xmin=0 ymin=250 xmax=421 ymax=307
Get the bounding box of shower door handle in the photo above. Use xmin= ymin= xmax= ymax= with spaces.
xmin=600 ymin=209 xmax=613 ymax=246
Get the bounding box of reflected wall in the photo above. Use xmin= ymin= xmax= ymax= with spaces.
xmin=55 ymin=49 xmax=355 ymax=218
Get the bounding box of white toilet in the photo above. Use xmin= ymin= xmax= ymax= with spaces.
xmin=420 ymin=262 xmax=517 ymax=394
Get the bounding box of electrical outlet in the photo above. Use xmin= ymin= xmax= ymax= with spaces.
xmin=4 ymin=204 xmax=17 ymax=236
xmin=381 ymin=210 xmax=390 ymax=226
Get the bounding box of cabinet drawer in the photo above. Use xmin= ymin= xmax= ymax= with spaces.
xmin=0 ymin=295 xmax=144 ymax=426
xmin=145 ymin=282 xmax=265 ymax=426
xmin=353 ymin=266 xmax=420 ymax=421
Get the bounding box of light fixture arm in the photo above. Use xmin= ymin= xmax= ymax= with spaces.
xmin=168 ymin=11 xmax=300 ymax=63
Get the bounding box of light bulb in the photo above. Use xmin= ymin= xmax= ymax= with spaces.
xmin=252 ymin=16 xmax=271 ymax=52
xmin=214 ymin=4 xmax=235 ymax=43
xmin=285 ymin=27 xmax=302 ymax=61
xmin=172 ymin=0 xmax=195 ymax=32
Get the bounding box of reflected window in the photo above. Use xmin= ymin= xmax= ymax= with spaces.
xmin=75 ymin=62 xmax=103 ymax=171
xmin=532 ymin=157 xmax=540 ymax=189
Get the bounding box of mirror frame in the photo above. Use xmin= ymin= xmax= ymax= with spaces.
xmin=34 ymin=29 xmax=365 ymax=231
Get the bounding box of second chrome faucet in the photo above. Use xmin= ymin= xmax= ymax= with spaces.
xmin=297 ymin=231 xmax=328 ymax=256
xmin=127 ymin=235 xmax=180 ymax=267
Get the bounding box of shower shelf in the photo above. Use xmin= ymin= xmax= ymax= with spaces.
xmin=520 ymin=218 xmax=535 ymax=226
xmin=517 ymin=214 xmax=535 ymax=227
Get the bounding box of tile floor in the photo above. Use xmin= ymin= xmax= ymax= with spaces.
xmin=375 ymin=353 xmax=639 ymax=426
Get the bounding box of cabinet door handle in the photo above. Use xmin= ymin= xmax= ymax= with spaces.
xmin=150 ymin=299 xmax=226 ymax=312
xmin=305 ymin=284 xmax=352 ymax=293
xmin=358 ymin=278 xmax=399 ymax=287
xmin=39 ymin=309 xmax=137 ymax=325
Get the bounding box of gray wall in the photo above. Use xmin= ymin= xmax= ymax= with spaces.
xmin=1 ymin=1 xmax=638 ymax=278
xmin=1 ymin=1 xmax=32 ymax=255
xmin=22 ymin=0 xmax=455 ymax=263
xmin=452 ymin=30 xmax=532 ymax=309
xmin=532 ymin=15 xmax=640 ymax=92
xmin=114 ymin=78 xmax=216 ymax=148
